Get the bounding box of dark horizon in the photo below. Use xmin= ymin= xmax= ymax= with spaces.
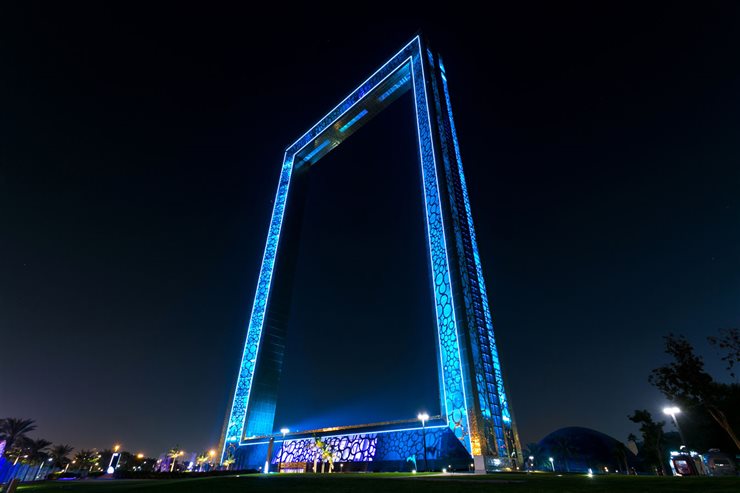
xmin=2 ymin=5 xmax=739 ymax=456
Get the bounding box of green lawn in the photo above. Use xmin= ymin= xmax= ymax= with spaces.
xmin=16 ymin=472 xmax=740 ymax=493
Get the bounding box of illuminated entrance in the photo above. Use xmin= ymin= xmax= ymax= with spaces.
xmin=221 ymin=36 xmax=520 ymax=472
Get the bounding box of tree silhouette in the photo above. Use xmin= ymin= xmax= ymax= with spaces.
xmin=649 ymin=333 xmax=740 ymax=450
xmin=0 ymin=418 xmax=36 ymax=456
xmin=552 ymin=437 xmax=575 ymax=472
xmin=49 ymin=444 xmax=74 ymax=469
xmin=25 ymin=438 xmax=52 ymax=464
xmin=708 ymin=328 xmax=740 ymax=380
xmin=628 ymin=410 xmax=666 ymax=474
xmin=74 ymin=449 xmax=99 ymax=472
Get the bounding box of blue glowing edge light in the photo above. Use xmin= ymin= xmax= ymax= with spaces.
xmin=437 ymin=56 xmax=513 ymax=453
xmin=221 ymin=36 xmax=511 ymax=463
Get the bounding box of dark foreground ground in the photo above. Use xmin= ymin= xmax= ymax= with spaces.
xmin=16 ymin=472 xmax=740 ymax=493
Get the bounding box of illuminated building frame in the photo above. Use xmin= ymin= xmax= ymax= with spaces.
xmin=221 ymin=36 xmax=520 ymax=468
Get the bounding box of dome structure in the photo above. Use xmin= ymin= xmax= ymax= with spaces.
xmin=535 ymin=427 xmax=638 ymax=473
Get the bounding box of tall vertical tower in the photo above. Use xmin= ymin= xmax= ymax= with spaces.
xmin=221 ymin=36 xmax=520 ymax=472
xmin=426 ymin=53 xmax=522 ymax=468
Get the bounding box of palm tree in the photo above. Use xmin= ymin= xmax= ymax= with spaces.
xmin=50 ymin=444 xmax=74 ymax=469
xmin=523 ymin=442 xmax=545 ymax=470
xmin=222 ymin=454 xmax=235 ymax=470
xmin=168 ymin=446 xmax=183 ymax=472
xmin=25 ymin=438 xmax=52 ymax=464
xmin=74 ymin=449 xmax=99 ymax=472
xmin=22 ymin=438 xmax=52 ymax=480
xmin=196 ymin=452 xmax=209 ymax=471
xmin=0 ymin=418 xmax=37 ymax=456
xmin=612 ymin=442 xmax=630 ymax=474
xmin=552 ymin=437 xmax=575 ymax=472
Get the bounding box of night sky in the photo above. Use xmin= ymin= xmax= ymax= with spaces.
xmin=2 ymin=5 xmax=739 ymax=456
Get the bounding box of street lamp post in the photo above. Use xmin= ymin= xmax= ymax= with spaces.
xmin=208 ymin=449 xmax=216 ymax=471
xmin=417 ymin=413 xmax=429 ymax=472
xmin=278 ymin=428 xmax=289 ymax=473
xmin=548 ymin=457 xmax=555 ymax=472
xmin=663 ymin=406 xmax=687 ymax=448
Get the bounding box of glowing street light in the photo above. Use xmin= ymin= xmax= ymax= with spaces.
xmin=548 ymin=457 xmax=555 ymax=472
xmin=137 ymin=453 xmax=144 ymax=459
xmin=417 ymin=413 xmax=430 ymax=473
xmin=663 ymin=406 xmax=687 ymax=447
xmin=278 ymin=428 xmax=290 ymax=473
xmin=113 ymin=445 xmax=121 ymax=453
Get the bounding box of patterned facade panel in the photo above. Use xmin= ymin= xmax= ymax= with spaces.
xmin=234 ymin=427 xmax=474 ymax=471
xmin=425 ymin=49 xmax=498 ymax=457
xmin=437 ymin=57 xmax=516 ymax=455
xmin=274 ymin=435 xmax=378 ymax=464
xmin=222 ymin=155 xmax=295 ymax=457
xmin=410 ymin=46 xmax=471 ymax=451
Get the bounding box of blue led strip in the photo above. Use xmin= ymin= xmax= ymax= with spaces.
xmin=303 ymin=139 xmax=331 ymax=161
xmin=410 ymin=39 xmax=471 ymax=451
xmin=339 ymin=110 xmax=368 ymax=133
xmin=378 ymin=73 xmax=412 ymax=101
xmin=287 ymin=47 xmax=416 ymax=155
xmin=437 ymin=58 xmax=512 ymax=429
xmin=221 ymin=153 xmax=295 ymax=460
